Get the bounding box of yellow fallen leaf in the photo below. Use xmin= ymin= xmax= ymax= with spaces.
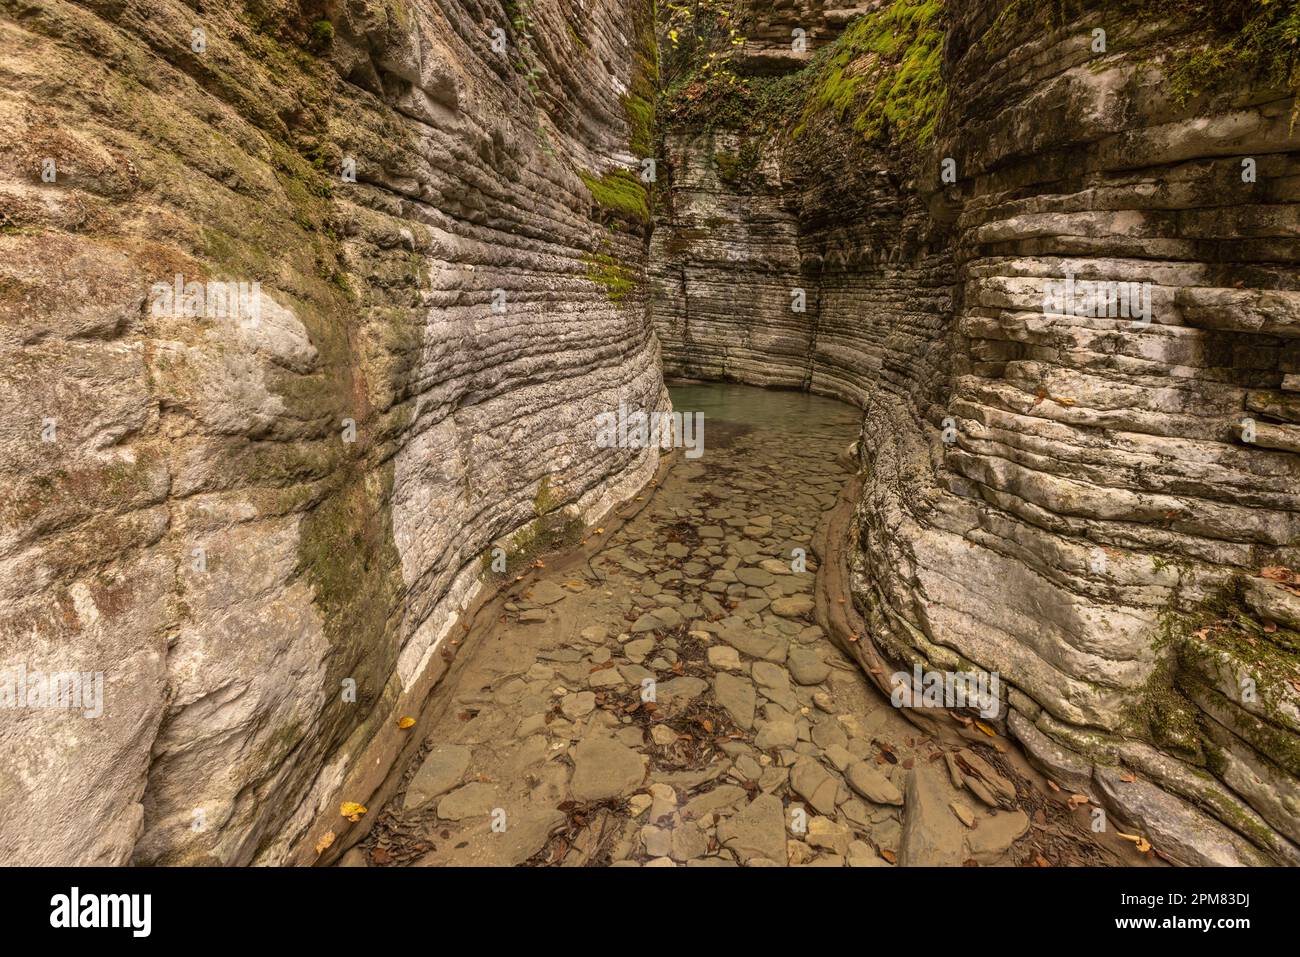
xmin=315 ymin=830 xmax=335 ymax=855
xmin=973 ymin=720 xmax=997 ymax=737
xmin=1117 ymin=831 xmax=1152 ymax=853
xmin=340 ymin=801 xmax=367 ymax=822
xmin=397 ymin=716 xmax=415 ymax=729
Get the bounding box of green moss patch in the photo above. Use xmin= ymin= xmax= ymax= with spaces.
xmin=579 ymin=168 xmax=650 ymax=224
xmin=983 ymin=0 xmax=1300 ymax=107
xmin=584 ymin=250 xmax=637 ymax=301
xmin=796 ymin=0 xmax=946 ymax=147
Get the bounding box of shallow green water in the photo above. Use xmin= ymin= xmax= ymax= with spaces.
xmin=667 ymin=380 xmax=861 ymax=446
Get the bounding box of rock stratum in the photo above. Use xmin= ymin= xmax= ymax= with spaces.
xmin=652 ymin=0 xmax=1300 ymax=865
xmin=3 ymin=0 xmax=1300 ymax=869
xmin=0 ymin=0 xmax=664 ymax=864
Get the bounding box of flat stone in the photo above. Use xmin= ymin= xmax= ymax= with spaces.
xmin=967 ymin=810 xmax=1030 ymax=863
xmin=717 ymin=794 xmax=787 ymax=865
xmin=527 ymin=580 xmax=568 ymax=606
xmin=736 ymin=567 xmax=775 ymax=587
xmin=403 ymin=744 xmax=472 ymax=810
xmin=671 ymin=821 xmax=710 ymax=861
xmin=823 ymin=744 xmax=855 ymax=772
xmin=651 ymin=724 xmax=678 ymax=746
xmin=570 ymin=737 xmax=646 ymax=801
xmin=846 ymin=761 xmax=904 ymax=806
xmin=682 ymin=784 xmax=747 ymax=819
xmin=623 ymin=637 xmax=656 ymax=663
xmin=790 ymin=757 xmax=841 ymax=816
xmin=754 ymin=720 xmax=798 ymax=750
xmin=950 ymin=801 xmax=976 ymax=828
xmin=807 ymin=816 xmax=853 ymax=856
xmin=810 ymin=718 xmax=848 ymax=751
xmin=715 ymin=621 xmax=788 ymax=662
xmin=770 ymin=596 xmax=814 ymax=618
xmin=436 ymin=782 xmax=498 ymax=822
xmin=642 ymin=825 xmax=672 ymax=858
xmin=898 ymin=768 xmax=965 ymax=866
xmin=560 ymin=691 xmax=597 ymax=720
xmin=751 ymin=661 xmax=791 ymax=692
xmin=787 ymin=647 xmax=831 ymax=685
xmin=707 ymin=645 xmax=743 ymax=671
xmin=652 ymin=606 xmax=684 ymax=627
xmin=714 ymin=672 xmax=756 ymax=729
xmin=647 ymin=782 xmax=677 ymax=822
xmin=588 ymin=668 xmax=624 ymax=689
xmin=658 ymin=676 xmax=708 ymax=703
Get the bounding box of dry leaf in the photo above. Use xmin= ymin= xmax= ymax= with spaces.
xmin=1046 ymin=780 xmax=1061 ymax=792
xmin=397 ymin=716 xmax=415 ymax=729
xmin=1117 ymin=831 xmax=1153 ymax=853
xmin=880 ymin=849 xmax=897 ymax=864
xmin=340 ymin=801 xmax=367 ymax=822
xmin=973 ymin=720 xmax=997 ymax=737
xmin=315 ymin=830 xmax=336 ymax=855
xmin=1119 ymin=772 xmax=1136 ymax=783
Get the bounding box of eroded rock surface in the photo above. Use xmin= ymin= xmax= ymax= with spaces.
xmin=653 ymin=1 xmax=1300 ymax=864
xmin=0 ymin=0 xmax=664 ymax=865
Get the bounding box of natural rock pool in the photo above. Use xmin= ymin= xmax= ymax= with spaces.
xmin=357 ymin=382 xmax=1133 ymax=867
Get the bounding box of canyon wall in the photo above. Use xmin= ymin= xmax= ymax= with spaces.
xmin=654 ymin=0 xmax=1300 ymax=865
xmin=0 ymin=0 xmax=664 ymax=864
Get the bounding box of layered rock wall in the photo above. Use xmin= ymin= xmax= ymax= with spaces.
xmin=0 ymin=0 xmax=664 ymax=864
xmin=654 ymin=0 xmax=1300 ymax=864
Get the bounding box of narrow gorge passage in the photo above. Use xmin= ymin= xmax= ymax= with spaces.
xmin=3 ymin=0 xmax=1300 ymax=899
xmin=357 ymin=383 xmax=1136 ymax=867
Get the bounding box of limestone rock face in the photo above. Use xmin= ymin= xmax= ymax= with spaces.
xmin=0 ymin=0 xmax=665 ymax=864
xmin=654 ymin=1 xmax=1300 ymax=864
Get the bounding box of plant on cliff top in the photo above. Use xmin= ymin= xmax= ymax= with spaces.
xmin=660 ymin=0 xmax=748 ymax=89
xmin=797 ymin=0 xmax=947 ymax=147
xmin=984 ymin=0 xmax=1300 ymax=110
